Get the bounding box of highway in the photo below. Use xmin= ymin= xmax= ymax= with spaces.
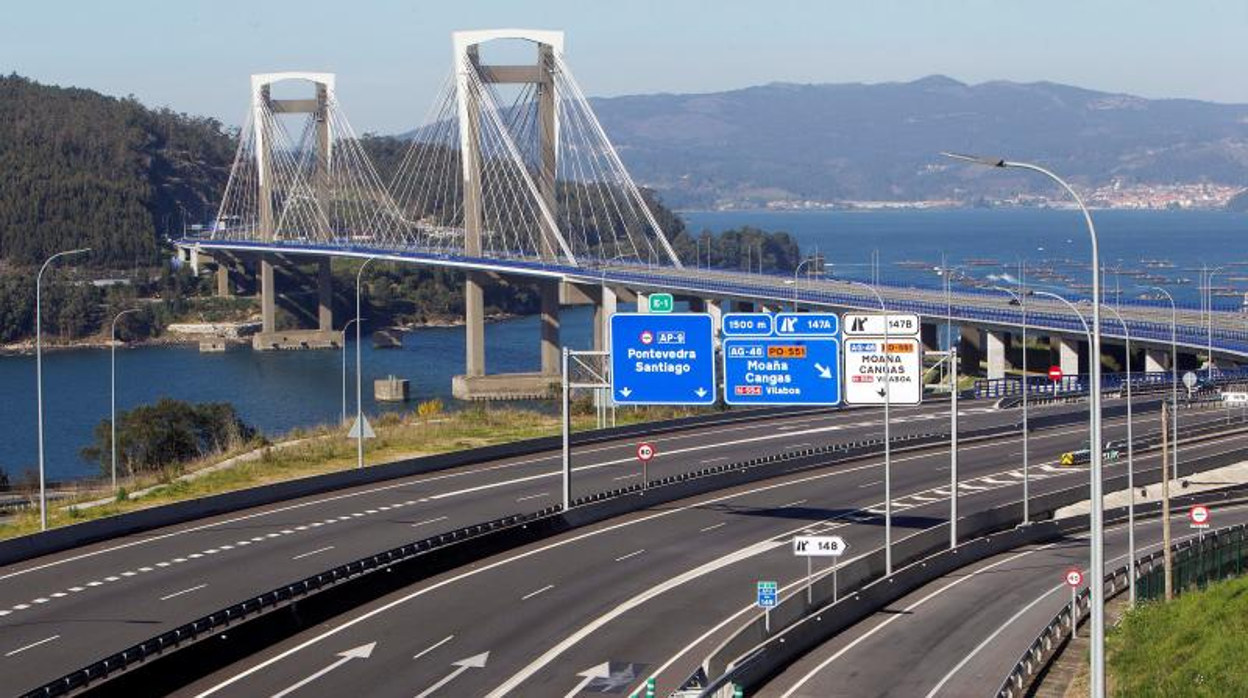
xmin=164 ymin=405 xmax=1242 ymax=698
xmin=760 ymin=499 xmax=1248 ymax=697
xmin=2 ymin=400 xmax=1032 ymax=695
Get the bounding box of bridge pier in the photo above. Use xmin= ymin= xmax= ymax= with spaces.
xmin=959 ymin=328 xmax=983 ymax=376
xmin=465 ymin=272 xmax=486 ymax=377
xmin=636 ymin=292 xmax=649 ymax=313
xmin=317 ymin=257 xmax=333 ymax=332
xmin=260 ymin=258 xmax=276 ymax=334
xmin=540 ymin=279 xmax=561 ymax=375
xmin=920 ymin=323 xmax=941 ymax=352
xmin=1145 ymin=349 xmax=1170 ymax=373
xmin=252 ymin=255 xmax=340 ymax=350
xmin=732 ymin=300 xmax=754 ymax=313
xmin=592 ymin=286 xmax=619 ymax=352
xmin=1051 ymin=335 xmax=1083 ymax=376
xmin=986 ymin=330 xmax=1011 ymax=380
xmin=706 ymin=299 xmax=724 ymax=347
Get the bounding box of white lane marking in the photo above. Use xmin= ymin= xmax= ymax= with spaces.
xmin=778 ymin=544 xmax=1058 ymax=697
xmin=411 ymin=516 xmax=449 ymax=528
xmin=4 ymin=634 xmax=59 ymax=657
xmin=12 ymin=603 xmax=30 ymax=610
xmin=613 ymin=473 xmax=641 ymax=481
xmin=780 ymin=499 xmax=808 ymax=509
xmin=701 ymin=456 xmax=730 ymax=464
xmin=615 ymin=549 xmax=646 ymax=562
xmin=787 ymin=443 xmax=812 ymax=450
xmin=908 ymin=495 xmax=938 ymax=503
xmin=292 ymin=546 xmax=335 ymax=561
xmin=700 ymin=522 xmax=727 ymax=533
xmin=921 ymin=520 xmax=1237 ymax=698
xmin=522 ymin=585 xmax=555 ymax=601
xmin=0 ymin=407 xmax=906 ymax=583
xmin=189 ymin=413 xmax=1156 ymax=698
xmin=639 ymin=419 xmax=1226 ymax=688
xmin=516 ymin=492 xmax=550 ymax=503
xmin=159 ymin=584 xmax=208 ymax=602
xmin=412 ymin=635 xmax=454 ymax=661
xmin=858 ymin=479 xmax=883 ymax=488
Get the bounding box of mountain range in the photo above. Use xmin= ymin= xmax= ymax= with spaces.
xmin=587 ymin=76 xmax=1248 ymax=208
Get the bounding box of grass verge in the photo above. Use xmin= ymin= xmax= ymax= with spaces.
xmin=1108 ymin=574 xmax=1248 ymax=697
xmin=0 ymin=403 xmax=710 ymax=542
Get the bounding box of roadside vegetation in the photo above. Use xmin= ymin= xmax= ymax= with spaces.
xmin=1107 ymin=575 xmax=1248 ymax=697
xmin=0 ymin=397 xmax=710 ymax=541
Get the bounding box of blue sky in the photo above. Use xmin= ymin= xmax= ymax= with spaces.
xmin=2 ymin=0 xmax=1245 ymax=133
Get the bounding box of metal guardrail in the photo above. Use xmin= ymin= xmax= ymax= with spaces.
xmin=27 ymin=417 xmax=1014 ymax=696
xmin=975 ymin=366 xmax=1248 ymax=400
xmin=691 ymin=416 xmax=1248 ymax=697
xmin=996 ymin=521 xmax=1248 ymax=698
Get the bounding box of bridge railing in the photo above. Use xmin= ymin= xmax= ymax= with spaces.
xmin=974 ymin=366 xmax=1248 ymax=400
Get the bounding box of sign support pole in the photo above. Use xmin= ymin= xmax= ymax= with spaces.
xmin=806 ymin=556 xmax=813 ymax=604
xmin=1163 ymin=401 xmax=1173 ymax=601
xmin=1071 ymin=586 xmax=1078 ymax=639
xmin=562 ymin=346 xmax=571 ymax=511
xmin=950 ymin=345 xmax=959 ymax=548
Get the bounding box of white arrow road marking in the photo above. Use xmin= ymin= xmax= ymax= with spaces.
xmin=815 ymin=363 xmax=832 ymax=379
xmin=562 ymin=662 xmax=612 ymax=698
xmin=270 ymin=642 xmax=375 ymax=698
xmin=484 ymin=541 xmax=781 ymax=698
xmin=414 ymin=652 xmax=489 ymax=698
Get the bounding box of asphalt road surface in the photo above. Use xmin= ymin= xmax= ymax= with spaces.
xmin=1 ymin=400 xmax=1041 ymax=695
xmin=167 ymin=405 xmax=1243 ymax=698
xmin=760 ymin=500 xmax=1248 ymax=698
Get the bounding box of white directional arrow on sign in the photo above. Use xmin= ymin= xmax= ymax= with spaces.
xmin=563 ymin=662 xmax=612 ymax=698
xmin=272 ymin=642 xmax=376 ymax=698
xmin=815 ymin=363 xmax=832 ymax=379
xmin=618 ymin=387 xmax=633 ymax=398
xmin=414 ymin=652 xmax=490 ymax=698
xmin=695 ymin=387 xmax=708 ymax=398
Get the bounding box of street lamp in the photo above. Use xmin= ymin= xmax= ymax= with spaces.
xmin=342 ymin=317 xmax=360 ymax=424
xmin=947 ymin=151 xmax=1105 ymax=697
xmin=845 ymin=279 xmax=894 ymax=575
xmin=355 ymin=257 xmax=378 ymax=469
xmin=1103 ymin=304 xmax=1137 ymax=605
xmin=110 ymin=307 xmax=141 ymax=494
xmin=1150 ymin=286 xmax=1179 ymax=480
xmin=992 ymin=284 xmax=1031 ymax=525
xmin=36 ymin=247 xmax=91 ymax=530
xmin=792 ymin=257 xmax=816 ymax=311
xmin=1205 ymin=266 xmax=1224 ymax=382
xmin=940 ymin=256 xmax=960 ymax=549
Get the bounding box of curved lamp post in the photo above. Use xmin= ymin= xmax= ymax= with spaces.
xmin=845 ymin=279 xmax=894 ymax=575
xmin=355 ymin=257 xmax=378 ymax=469
xmin=991 ymin=285 xmax=1031 ymax=525
xmin=1103 ymin=304 xmax=1137 ymax=605
xmin=947 ymin=150 xmax=1105 ymax=697
xmin=1150 ymin=286 xmax=1179 ymax=480
xmin=110 ymin=307 xmax=141 ymax=494
xmin=36 ymin=247 xmax=91 ymax=530
xmin=342 ymin=317 xmax=360 ymax=425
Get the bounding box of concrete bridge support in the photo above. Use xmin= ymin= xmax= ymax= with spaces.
xmin=636 ymin=292 xmax=649 ymax=313
xmin=959 ymin=328 xmax=983 ymax=376
xmin=732 ymin=300 xmax=754 ymax=313
xmin=252 ymin=255 xmax=339 ymax=350
xmin=921 ymin=323 xmax=941 ymax=352
xmin=706 ymin=300 xmax=724 ymax=347
xmin=540 ymin=280 xmax=560 ymax=376
xmin=1145 ymin=349 xmax=1170 ymax=373
xmin=1051 ymin=335 xmax=1083 ymax=376
xmin=592 ymin=286 xmax=618 ymax=353
xmin=986 ymin=330 xmax=1011 ymax=380
xmin=260 ymin=259 xmax=276 ymax=334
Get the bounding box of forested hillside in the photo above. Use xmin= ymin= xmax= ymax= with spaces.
xmin=0 ymin=74 xmax=235 ymax=267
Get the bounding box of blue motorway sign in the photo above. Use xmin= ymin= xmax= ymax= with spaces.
xmin=757 ymin=580 xmax=778 ymax=609
xmin=610 ymin=313 xmax=716 ymax=405
xmin=723 ymin=337 xmax=841 ymax=406
xmin=774 ymin=312 xmax=839 ymax=337
xmin=721 ymin=312 xmax=773 ymax=337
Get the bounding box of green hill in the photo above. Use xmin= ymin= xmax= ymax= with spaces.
xmin=0 ymin=74 xmax=235 ymax=267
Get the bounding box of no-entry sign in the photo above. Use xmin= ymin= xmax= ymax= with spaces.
xmin=1048 ymin=366 xmax=1064 ymax=382
xmin=1190 ymin=504 xmax=1211 ymax=529
xmin=1065 ymin=568 xmax=1083 ymax=587
xmin=636 ymin=442 xmax=656 ymax=463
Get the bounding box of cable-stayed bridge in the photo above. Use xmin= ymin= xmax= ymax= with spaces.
xmin=178 ymin=29 xmax=1248 ymax=399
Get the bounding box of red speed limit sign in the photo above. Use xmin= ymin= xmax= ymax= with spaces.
xmin=1048 ymin=366 xmax=1064 ymax=382
xmin=1190 ymin=505 xmax=1211 ymax=528
xmin=1065 ymin=568 xmax=1083 ymax=587
xmin=636 ymin=442 xmax=656 ymax=463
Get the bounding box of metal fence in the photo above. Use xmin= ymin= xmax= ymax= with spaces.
xmin=1137 ymin=523 xmax=1248 ymax=602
